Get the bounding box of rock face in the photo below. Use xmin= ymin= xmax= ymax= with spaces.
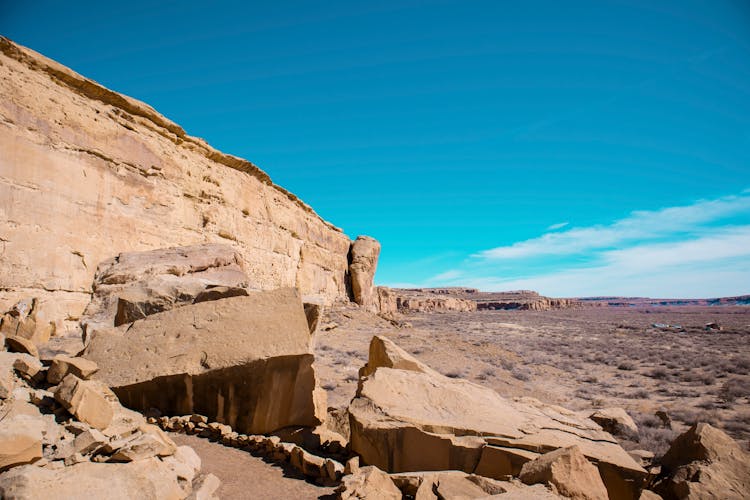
xmin=81 ymin=243 xmax=250 ymax=332
xmin=349 ymin=336 xmax=646 ymax=500
xmin=656 ymin=423 xmax=750 ymax=500
xmin=376 ymin=287 xmax=477 ymax=314
xmin=349 ymin=236 xmax=381 ymax=310
xmin=0 ymin=36 xmax=355 ymax=336
xmin=83 ymin=288 xmax=326 ymax=434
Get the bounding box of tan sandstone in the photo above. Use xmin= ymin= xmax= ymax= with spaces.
xmin=83 ymin=289 xmax=326 ymax=434
xmin=349 ymin=336 xmax=647 ymax=500
xmin=656 ymin=423 xmax=750 ymax=499
xmin=0 ymin=36 xmax=356 ymax=336
xmin=349 ymin=236 xmax=381 ymax=310
xmin=54 ymin=375 xmax=114 ymax=430
xmin=520 ymin=445 xmax=609 ymax=500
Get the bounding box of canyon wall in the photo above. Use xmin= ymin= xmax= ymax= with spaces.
xmin=0 ymin=37 xmax=354 ymax=334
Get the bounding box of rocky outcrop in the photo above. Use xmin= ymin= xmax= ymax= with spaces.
xmin=376 ymin=287 xmax=477 ymax=314
xmin=81 ymin=243 xmax=250 ymax=332
xmin=0 ymin=334 xmax=214 ymax=497
xmin=83 ymin=288 xmax=326 ymax=434
xmin=0 ymin=36 xmax=355 ymax=336
xmin=349 ymin=336 xmax=647 ymax=500
xmin=477 ymin=297 xmax=582 ymax=311
xmin=349 ymin=236 xmax=381 ymax=310
xmin=655 ymin=423 xmax=750 ymax=499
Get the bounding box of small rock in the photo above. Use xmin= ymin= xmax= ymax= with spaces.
xmin=324 ymin=458 xmax=344 ymax=481
xmin=53 ymin=375 xmax=114 ymax=430
xmin=73 ymin=428 xmax=108 ymax=455
xmin=5 ymin=336 xmax=38 ymax=358
xmin=13 ymin=355 xmax=43 ymax=381
xmin=628 ymin=449 xmax=655 ymax=468
xmin=188 ymin=472 xmax=221 ymax=500
xmin=520 ymin=445 xmax=609 ymax=500
xmin=344 ymin=456 xmax=360 ymax=475
xmin=590 ymin=407 xmax=639 ymax=438
xmin=336 ymin=465 xmax=401 ymax=500
xmin=47 ymin=355 xmax=99 ymax=384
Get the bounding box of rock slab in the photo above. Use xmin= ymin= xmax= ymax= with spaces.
xmin=83 ymin=289 xmax=326 ymax=434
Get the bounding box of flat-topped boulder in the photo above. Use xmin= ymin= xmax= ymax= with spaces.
xmin=349 ymin=336 xmax=646 ymax=500
xmin=83 ymin=288 xmax=326 ymax=434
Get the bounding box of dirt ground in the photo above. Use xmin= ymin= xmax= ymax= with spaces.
xmin=314 ymin=304 xmax=750 ymax=456
xmin=171 ymin=434 xmax=336 ymax=500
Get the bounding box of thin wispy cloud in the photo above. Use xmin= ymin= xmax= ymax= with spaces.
xmin=476 ymin=192 xmax=750 ymax=260
xmin=546 ymin=221 xmax=569 ymax=231
xmin=423 ymin=190 xmax=750 ymax=298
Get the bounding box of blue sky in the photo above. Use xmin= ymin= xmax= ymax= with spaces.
xmin=3 ymin=1 xmax=750 ymax=297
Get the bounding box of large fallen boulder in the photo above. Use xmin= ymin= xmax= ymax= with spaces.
xmin=83 ymin=288 xmax=326 ymax=434
xmin=349 ymin=336 xmax=647 ymax=500
xmin=655 ymin=423 xmax=750 ymax=499
xmin=81 ymin=244 xmax=250 ymax=331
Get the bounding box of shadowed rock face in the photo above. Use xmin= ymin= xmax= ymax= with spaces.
xmin=349 ymin=336 xmax=647 ymax=500
xmin=83 ymin=289 xmax=327 ymax=434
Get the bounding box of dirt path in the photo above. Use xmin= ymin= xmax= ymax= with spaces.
xmin=171 ymin=434 xmax=336 ymax=499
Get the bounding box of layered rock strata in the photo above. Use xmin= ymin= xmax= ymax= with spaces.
xmin=0 ymin=36 xmax=357 ymax=335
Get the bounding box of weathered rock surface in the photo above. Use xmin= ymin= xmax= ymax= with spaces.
xmin=655 ymin=423 xmax=750 ymax=500
xmin=349 ymin=336 xmax=646 ymax=500
xmin=349 ymin=236 xmax=381 ymax=310
xmin=0 ymin=415 xmax=44 ymax=471
xmin=81 ymin=243 xmax=250 ymax=331
xmin=520 ymin=446 xmax=609 ymax=500
xmin=0 ymin=458 xmax=188 ymax=499
xmin=54 ymin=375 xmax=114 ymax=430
xmin=83 ymin=289 xmax=326 ymax=434
xmin=0 ymin=36 xmax=355 ymax=336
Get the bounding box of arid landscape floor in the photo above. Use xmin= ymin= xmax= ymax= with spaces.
xmin=315 ymin=304 xmax=750 ymax=456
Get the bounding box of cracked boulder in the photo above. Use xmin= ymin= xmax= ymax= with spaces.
xmin=349 ymin=336 xmax=646 ymax=500
xmin=655 ymin=423 xmax=750 ymax=499
xmin=81 ymin=244 xmax=250 ymax=331
xmin=83 ymin=288 xmax=326 ymax=434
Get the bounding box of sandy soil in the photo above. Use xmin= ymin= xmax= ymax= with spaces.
xmin=314 ymin=304 xmax=750 ymax=456
xmin=171 ymin=434 xmax=336 ymax=500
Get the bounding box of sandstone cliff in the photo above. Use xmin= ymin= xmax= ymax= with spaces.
xmin=0 ymin=36 xmax=357 ymax=335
